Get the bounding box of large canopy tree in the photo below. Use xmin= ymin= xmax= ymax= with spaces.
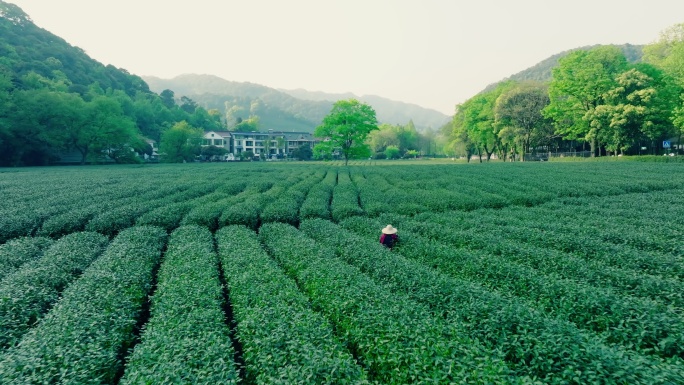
xmin=495 ymin=82 xmax=552 ymax=161
xmin=543 ymin=46 xmax=628 ymax=156
xmin=159 ymin=121 xmax=203 ymax=163
xmin=314 ymin=99 xmax=378 ymax=165
xmin=449 ymin=82 xmax=513 ymax=162
xmin=643 ymin=23 xmax=684 ymax=146
xmin=592 ymin=65 xmax=678 ymax=155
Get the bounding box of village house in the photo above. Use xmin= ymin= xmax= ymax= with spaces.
xmin=202 ymin=130 xmax=320 ymax=160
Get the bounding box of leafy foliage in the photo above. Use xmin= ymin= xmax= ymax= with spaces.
xmin=259 ymin=222 xmax=517 ymax=384
xmin=0 ymin=226 xmax=167 ymax=384
xmin=120 ymin=226 xmax=239 ymax=384
xmin=314 ymin=99 xmax=378 ymax=165
xmin=216 ymin=225 xmax=367 ymax=384
xmin=0 ymin=161 xmax=683 ymax=382
xmin=0 ymin=236 xmax=52 ymax=281
xmin=0 ymin=232 xmax=107 ymax=348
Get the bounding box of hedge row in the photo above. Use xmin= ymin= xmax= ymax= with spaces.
xmin=180 ymin=180 xmax=250 ymax=231
xmin=417 ymin=206 xmax=684 ymax=300
xmin=0 ymin=232 xmax=108 ymax=348
xmin=261 ymin=170 xmax=325 ymax=225
xmin=407 ymin=218 xmax=684 ymax=309
xmin=259 ymin=222 xmax=517 ymax=385
xmin=137 ymin=182 xmax=238 ymax=231
xmin=216 ymin=225 xmax=367 ymax=384
xmin=330 ymin=170 xmax=363 ymax=221
xmin=0 ymin=236 xmax=53 ymax=281
xmin=84 ymin=184 xmax=201 ymax=237
xmin=120 ymin=225 xmax=239 ymax=384
xmin=351 ymin=172 xmax=428 ymax=216
xmin=450 ymin=205 xmax=684 ymax=281
xmin=8 ymin=179 xmax=155 ymax=241
xmin=299 ymin=169 xmax=337 ymax=220
xmin=37 ymin=182 xmax=184 ymax=239
xmin=219 ymin=181 xmax=292 ymax=230
xmin=330 ymin=217 xmax=684 ymax=384
xmin=0 ymin=226 xmax=167 ymax=384
xmin=342 ymin=215 xmax=684 ymax=360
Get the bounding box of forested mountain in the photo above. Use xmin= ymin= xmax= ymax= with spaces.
xmin=481 ymin=44 xmax=644 ymax=93
xmin=281 ymin=89 xmax=451 ymax=129
xmin=0 ymin=1 xmax=224 ymax=166
xmin=144 ymin=74 xmax=330 ymax=133
xmin=448 ymin=36 xmax=684 ymax=162
xmin=144 ymin=74 xmax=450 ymax=132
xmin=0 ymin=3 xmax=150 ymax=96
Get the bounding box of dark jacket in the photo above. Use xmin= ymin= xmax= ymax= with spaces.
xmin=379 ymin=233 xmax=398 ymax=249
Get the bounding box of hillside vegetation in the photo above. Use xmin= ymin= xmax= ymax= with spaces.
xmin=481 ymin=44 xmax=644 ymax=92
xmin=0 ymin=1 xmax=226 ymax=166
xmin=144 ymin=74 xmax=450 ymax=132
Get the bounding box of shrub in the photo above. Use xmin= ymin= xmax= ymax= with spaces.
xmin=0 ymin=226 xmax=167 ymax=384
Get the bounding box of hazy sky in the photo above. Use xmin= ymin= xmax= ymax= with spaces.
xmin=6 ymin=1 xmax=684 ymax=115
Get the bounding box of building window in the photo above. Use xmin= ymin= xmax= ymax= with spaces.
xmin=214 ymin=139 xmax=223 ymax=146
xmin=235 ymin=140 xmax=242 ymax=146
xmin=203 ymin=139 xmax=211 ymax=146
xmin=246 ymin=141 xmax=253 ymax=146
xmin=255 ymin=141 xmax=263 ymax=147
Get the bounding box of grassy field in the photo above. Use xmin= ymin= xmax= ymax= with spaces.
xmin=0 ymin=161 xmax=683 ymax=384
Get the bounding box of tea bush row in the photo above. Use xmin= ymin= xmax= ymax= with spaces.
xmin=0 ymin=236 xmax=53 ymax=281
xmin=330 ymin=170 xmax=363 ymax=221
xmin=120 ymin=225 xmax=239 ymax=384
xmin=216 ymin=225 xmax=367 ymax=384
xmin=0 ymin=226 xmax=167 ymax=384
xmin=333 ymin=217 xmax=684 ymax=383
xmin=340 ymin=216 xmax=684 ymax=360
xmin=259 ymin=222 xmax=516 ymax=384
xmin=0 ymin=232 xmax=107 ymax=348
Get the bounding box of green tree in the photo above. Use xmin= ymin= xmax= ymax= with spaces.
xmin=368 ymin=123 xmax=400 ymax=154
xmin=159 ymin=89 xmax=176 ymax=109
xmin=449 ymin=108 xmax=476 ymax=161
xmin=643 ymin=23 xmax=684 ymax=150
xmin=314 ymin=99 xmax=378 ymax=165
xmin=275 ymin=136 xmax=285 ymax=156
xmin=201 ymin=145 xmax=227 ymax=160
xmin=595 ymin=65 xmax=678 ymax=155
xmin=384 ymin=145 xmax=400 ymax=159
xmin=83 ymin=96 xmax=139 ymax=164
xmin=159 ymin=121 xmax=202 ymax=163
xmin=455 ymin=90 xmax=498 ymax=162
xmin=643 ymin=23 xmax=684 ymax=85
xmin=180 ymin=96 xmax=197 ymax=114
xmin=292 ymin=144 xmax=313 ymax=161
xmin=452 ymin=82 xmax=517 ymax=162
xmin=495 ymin=82 xmax=551 ymax=161
xmin=544 ymin=46 xmax=628 ymax=156
xmin=395 ymin=120 xmax=420 ymax=153
xmin=234 ymin=116 xmax=259 ymax=131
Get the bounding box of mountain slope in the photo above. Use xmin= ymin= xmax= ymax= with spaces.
xmin=481 ymin=44 xmax=644 ymax=93
xmin=0 ymin=1 xmax=150 ymax=96
xmin=281 ymin=89 xmax=451 ymax=129
xmin=143 ymin=74 xmax=450 ymax=132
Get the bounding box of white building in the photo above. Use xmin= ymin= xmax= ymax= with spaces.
xmin=201 ymin=130 xmax=320 ymax=160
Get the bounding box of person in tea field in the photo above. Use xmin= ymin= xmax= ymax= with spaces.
xmin=379 ymin=224 xmax=399 ymax=250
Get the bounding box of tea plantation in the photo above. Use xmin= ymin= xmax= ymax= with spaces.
xmin=1 ymin=160 xmax=683 ymax=384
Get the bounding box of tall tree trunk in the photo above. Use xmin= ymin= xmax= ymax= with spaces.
xmin=77 ymin=146 xmax=88 ymax=165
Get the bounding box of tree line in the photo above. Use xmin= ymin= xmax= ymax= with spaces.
xmin=0 ymin=3 xmax=225 ymax=166
xmin=445 ymin=23 xmax=684 ymax=161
